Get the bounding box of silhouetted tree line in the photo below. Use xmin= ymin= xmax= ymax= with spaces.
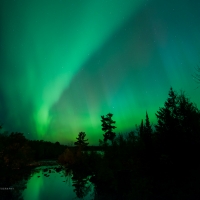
xmin=0 ymin=130 xmax=69 ymax=199
xmin=28 ymin=140 xmax=67 ymax=160
xmin=0 ymin=128 xmax=102 ymax=172
xmin=0 ymin=132 xmax=34 ymax=169
xmin=0 ymin=131 xmax=31 ymax=199
xmin=0 ymin=132 xmax=68 ymax=169
xmin=58 ymin=87 xmax=200 ymax=199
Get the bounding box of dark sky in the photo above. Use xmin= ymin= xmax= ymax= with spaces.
xmin=0 ymin=0 xmax=200 ymax=145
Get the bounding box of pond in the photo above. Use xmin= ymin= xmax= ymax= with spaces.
xmin=23 ymin=166 xmax=93 ymax=200
xmin=22 ymin=164 xmax=94 ymax=200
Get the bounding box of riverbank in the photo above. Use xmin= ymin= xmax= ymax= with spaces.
xmin=28 ymin=160 xmax=58 ymax=167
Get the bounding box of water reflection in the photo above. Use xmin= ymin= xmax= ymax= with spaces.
xmin=72 ymin=171 xmax=93 ymax=199
xmin=21 ymin=165 xmax=94 ymax=200
xmin=0 ymin=163 xmax=94 ymax=200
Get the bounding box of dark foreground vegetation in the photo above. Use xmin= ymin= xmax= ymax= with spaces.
xmin=1 ymin=87 xmax=200 ymax=199
xmin=58 ymin=87 xmax=200 ymax=199
xmin=0 ymin=130 xmax=68 ymax=199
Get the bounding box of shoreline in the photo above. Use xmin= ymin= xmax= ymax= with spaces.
xmin=28 ymin=160 xmax=58 ymax=167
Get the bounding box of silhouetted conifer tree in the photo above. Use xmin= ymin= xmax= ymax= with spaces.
xmin=143 ymin=111 xmax=152 ymax=150
xmin=74 ymin=132 xmax=89 ymax=148
xmin=176 ymin=91 xmax=200 ymax=153
xmin=139 ymin=119 xmax=144 ymax=138
xmin=144 ymin=112 xmax=152 ymax=132
xmin=101 ymin=113 xmax=116 ymax=145
xmin=155 ymin=87 xmax=200 ymax=168
xmin=155 ymin=87 xmax=179 ymax=153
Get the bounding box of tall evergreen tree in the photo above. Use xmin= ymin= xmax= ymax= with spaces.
xmin=176 ymin=91 xmax=200 ymax=144
xmin=139 ymin=119 xmax=144 ymax=138
xmin=139 ymin=112 xmax=152 ymax=151
xmin=74 ymin=132 xmax=89 ymax=148
xmin=155 ymin=87 xmax=200 ymax=165
xmin=144 ymin=112 xmax=152 ymax=132
xmin=155 ymin=87 xmax=179 ymax=145
xmin=143 ymin=111 xmax=152 ymax=149
xmin=101 ymin=113 xmax=116 ymax=145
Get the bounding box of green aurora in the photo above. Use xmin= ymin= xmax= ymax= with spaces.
xmin=0 ymin=0 xmax=200 ymax=144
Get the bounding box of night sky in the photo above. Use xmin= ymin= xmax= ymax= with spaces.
xmin=0 ymin=0 xmax=200 ymax=145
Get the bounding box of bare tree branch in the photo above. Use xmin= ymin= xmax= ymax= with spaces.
xmin=192 ymin=65 xmax=200 ymax=84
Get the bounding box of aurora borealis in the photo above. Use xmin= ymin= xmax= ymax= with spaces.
xmin=0 ymin=0 xmax=200 ymax=145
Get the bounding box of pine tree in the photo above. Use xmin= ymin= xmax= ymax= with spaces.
xmin=74 ymin=132 xmax=89 ymax=148
xmin=139 ymin=119 xmax=144 ymax=138
xmin=177 ymin=91 xmax=200 ymax=142
xmin=155 ymin=88 xmax=179 ymax=135
xmin=155 ymin=87 xmax=179 ymax=154
xmin=145 ymin=112 xmax=152 ymax=132
xmin=155 ymin=87 xmax=200 ymax=163
xmin=101 ymin=113 xmax=116 ymax=145
xmin=143 ymin=111 xmax=152 ymax=149
xmin=139 ymin=112 xmax=152 ymax=151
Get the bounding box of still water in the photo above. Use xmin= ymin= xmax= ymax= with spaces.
xmin=21 ymin=165 xmax=94 ymax=200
